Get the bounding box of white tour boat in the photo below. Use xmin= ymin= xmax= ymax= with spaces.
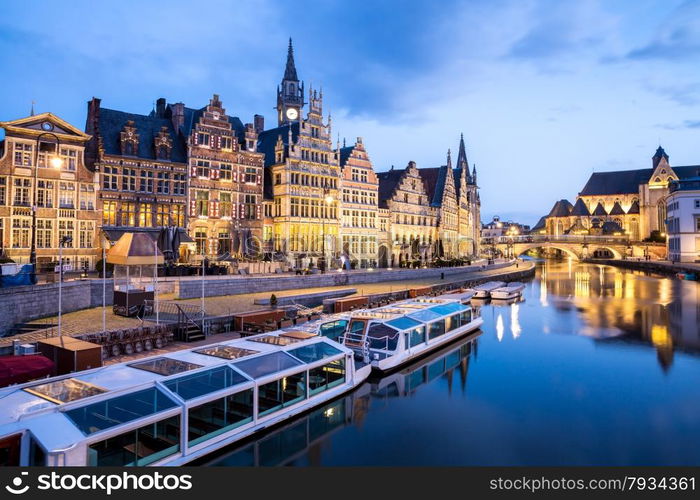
xmin=472 ymin=281 xmax=506 ymax=298
xmin=490 ymin=282 xmax=526 ymax=300
xmin=333 ymin=297 xmax=483 ymax=373
xmin=0 ymin=330 xmax=371 ymax=466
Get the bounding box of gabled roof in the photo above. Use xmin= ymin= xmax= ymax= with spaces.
xmin=627 ymin=200 xmax=640 ymax=214
xmin=548 ymin=199 xmax=573 ymax=217
xmin=376 ymin=168 xmax=405 ymax=209
xmin=98 ymin=108 xmax=187 ymax=163
xmin=580 ymin=165 xmax=700 ymax=196
xmin=339 ymin=145 xmax=354 ymax=166
xmin=257 ymin=122 xmax=300 ymax=168
xmin=570 ymin=198 xmax=591 ymax=216
xmin=592 ymin=202 xmax=608 ymax=216
xmin=609 ymin=201 xmax=625 ymax=215
xmin=418 ymin=167 xmax=447 ymax=207
xmin=178 ymin=106 xmax=245 ymax=139
xmin=531 ymin=216 xmax=546 ymax=231
xmin=0 ymin=112 xmax=91 ymax=142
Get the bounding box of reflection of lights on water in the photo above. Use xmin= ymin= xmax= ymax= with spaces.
xmin=658 ymin=279 xmax=672 ymax=305
xmin=614 ymin=272 xmax=623 ymax=298
xmin=496 ymin=314 xmax=504 ymax=342
xmin=651 ymin=324 xmax=672 ymax=348
xmin=540 ymin=281 xmax=548 ymax=307
xmin=324 ymin=408 xmax=335 ymax=418
xmin=511 ymin=303 xmax=521 ymax=339
xmin=574 ymin=271 xmax=590 ymax=298
xmin=543 ymin=324 xmax=550 ymax=334
xmin=568 ymin=257 xmax=573 ymax=278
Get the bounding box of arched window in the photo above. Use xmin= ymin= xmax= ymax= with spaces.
xmin=156 ymin=145 xmax=169 ymax=160
xmin=124 ymin=142 xmax=134 ymax=156
xmin=657 ymin=200 xmax=666 ymax=233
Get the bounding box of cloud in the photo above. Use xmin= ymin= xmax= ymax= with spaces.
xmin=656 ymin=119 xmax=700 ymax=130
xmin=644 ymin=82 xmax=700 ymax=106
xmin=624 ymin=1 xmax=700 ymax=61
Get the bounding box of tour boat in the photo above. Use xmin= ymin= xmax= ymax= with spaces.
xmin=0 ymin=331 xmax=372 ymax=466
xmin=472 ymin=281 xmax=506 ymax=298
xmin=332 ymin=297 xmax=483 ymax=373
xmin=431 ymin=289 xmax=475 ymax=304
xmin=490 ymin=282 xmax=526 ymax=300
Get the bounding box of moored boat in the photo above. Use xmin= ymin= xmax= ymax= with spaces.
xmin=491 ymin=282 xmax=526 ymax=300
xmin=334 ymin=297 xmax=483 ymax=373
xmin=0 ymin=330 xmax=371 ymax=466
xmin=472 ymin=281 xmax=506 ymax=298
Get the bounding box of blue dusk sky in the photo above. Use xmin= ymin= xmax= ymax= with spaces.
xmin=1 ymin=0 xmax=699 ymax=225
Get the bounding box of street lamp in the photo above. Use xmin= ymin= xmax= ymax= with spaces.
xmin=57 ymin=235 xmax=72 ymax=338
xmin=31 ymin=132 xmax=63 ymax=270
xmin=321 ymin=188 xmax=334 ymax=273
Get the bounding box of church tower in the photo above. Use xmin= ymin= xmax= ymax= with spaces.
xmin=276 ymin=38 xmax=304 ymax=126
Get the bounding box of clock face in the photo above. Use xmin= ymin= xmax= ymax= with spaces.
xmin=286 ymin=108 xmax=298 ymax=120
xmin=41 ymin=122 xmax=53 ymax=131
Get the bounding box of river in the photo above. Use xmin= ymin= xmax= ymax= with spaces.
xmin=205 ymin=259 xmax=700 ymax=466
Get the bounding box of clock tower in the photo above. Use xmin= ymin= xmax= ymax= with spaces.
xmin=276 ymin=38 xmax=304 ymax=126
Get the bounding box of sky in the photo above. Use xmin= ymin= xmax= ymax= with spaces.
xmin=1 ymin=0 xmax=699 ymax=225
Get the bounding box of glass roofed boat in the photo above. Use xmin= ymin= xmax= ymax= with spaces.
xmin=315 ymin=297 xmax=483 ymax=373
xmin=0 ymin=331 xmax=371 ymax=466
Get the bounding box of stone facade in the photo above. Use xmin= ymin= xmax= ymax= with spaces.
xmin=173 ymin=95 xmax=264 ymax=260
xmin=0 ymin=113 xmax=100 ymax=270
xmin=85 ymin=98 xmax=188 ymax=256
xmin=339 ymin=137 xmax=379 ymax=269
xmin=258 ymin=40 xmax=341 ymax=269
xmin=538 ymin=147 xmax=699 ymax=242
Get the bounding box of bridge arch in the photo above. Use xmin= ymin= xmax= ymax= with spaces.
xmin=587 ymin=246 xmax=623 ymax=260
xmin=512 ymin=243 xmax=581 ymax=260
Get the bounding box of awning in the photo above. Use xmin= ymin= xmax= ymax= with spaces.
xmin=102 ymin=227 xmax=193 ymax=243
xmin=0 ymin=355 xmax=55 ymax=388
xmin=107 ymin=232 xmax=165 ymax=265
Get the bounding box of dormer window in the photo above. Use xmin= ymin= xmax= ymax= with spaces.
xmin=124 ymin=142 xmax=134 ymax=156
xmin=120 ymin=121 xmax=139 ymax=156
xmin=156 ymin=145 xmax=169 ymax=160
xmin=154 ymin=126 xmax=172 ymax=161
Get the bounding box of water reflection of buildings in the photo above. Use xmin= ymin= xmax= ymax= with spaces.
xmin=538 ymin=261 xmax=700 ymax=370
xmin=203 ymin=334 xmax=480 ymax=466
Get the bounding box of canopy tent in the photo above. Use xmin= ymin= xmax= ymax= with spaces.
xmin=107 ymin=232 xmax=164 ymax=266
xmin=0 ymin=355 xmax=54 ymax=387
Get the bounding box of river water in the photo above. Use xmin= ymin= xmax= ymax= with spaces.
xmin=206 ymin=259 xmax=700 ymax=466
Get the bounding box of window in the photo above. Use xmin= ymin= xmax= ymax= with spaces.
xmin=103 ymin=201 xmax=117 ymax=226
xmin=122 ymin=168 xmax=136 ymax=191
xmin=196 ymin=191 xmax=209 ymax=216
xmin=244 ymin=167 xmax=257 ymax=183
xmin=139 ymin=170 xmax=153 ymax=192
xmin=696 ymin=216 xmax=700 ymax=233
xmin=0 ymin=177 xmax=5 ymax=205
xmin=79 ymin=184 xmax=95 ymax=210
xmin=129 ymin=357 xmax=201 ymax=375
xmin=220 ymin=192 xmax=232 ymax=217
xmin=156 ymin=205 xmax=169 ymax=226
xmin=156 ymin=172 xmax=170 ymax=194
xmin=257 ymin=371 xmax=306 ymax=416
xmin=139 ymin=203 xmax=152 ymax=227
xmin=59 ymin=148 xmax=77 ymax=171
xmin=13 ymin=178 xmax=31 ymax=206
xmin=36 ymin=219 xmax=52 ymax=248
xmin=428 ymin=319 xmax=445 ymax=339
xmin=220 ymin=136 xmax=232 ymax=150
xmin=156 ymin=145 xmax=169 ymax=161
xmin=79 ymin=221 xmax=94 ymax=248
xmin=121 ymin=202 xmax=137 ymax=226
xmin=695 ymin=200 xmax=700 ymax=210
xmin=244 ymin=194 xmax=256 ymax=220
xmin=37 ymin=180 xmax=54 ymax=208
xmin=14 ymin=143 xmax=33 ymax=166
xmin=219 ymin=163 xmax=232 ymax=181
xmin=196 ymin=160 xmax=210 ymax=178
xmin=195 ymin=229 xmax=207 ymax=255
xmin=218 ymin=231 xmax=230 ymax=254
xmin=58 ymin=220 xmax=74 ymax=246
xmin=11 ymin=218 xmax=30 ymax=248
xmin=275 ymin=173 xmax=281 ymax=185
xmin=59 ymin=182 xmax=75 ymax=208
xmin=103 ymin=166 xmax=118 ymax=190
xmin=173 ymin=173 xmax=186 ymax=195
xmin=172 ymin=205 xmax=185 ymax=227
xmin=197 ymin=132 xmax=210 ymax=146
xmin=308 ymin=359 xmax=345 ymax=395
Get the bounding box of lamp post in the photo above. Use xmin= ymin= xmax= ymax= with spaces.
xmin=31 ymin=132 xmax=63 ymax=269
xmin=321 ymin=188 xmax=334 ymax=274
xmin=57 ymin=235 xmax=72 ymax=338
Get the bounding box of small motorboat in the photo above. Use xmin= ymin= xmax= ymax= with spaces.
xmin=472 ymin=281 xmax=506 ymax=298
xmin=491 ymin=282 xmax=526 ymax=300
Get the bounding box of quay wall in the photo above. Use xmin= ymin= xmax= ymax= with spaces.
xmin=583 ymin=259 xmax=699 ymax=276
xmin=0 ymin=280 xmax=114 ymax=336
xmin=173 ymin=262 xmax=515 ymax=299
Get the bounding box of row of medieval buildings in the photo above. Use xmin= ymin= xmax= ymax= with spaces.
xmin=0 ymin=40 xmax=481 ymax=271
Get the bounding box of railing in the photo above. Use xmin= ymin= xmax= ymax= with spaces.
xmin=340 ymin=331 xmax=370 ymax=360
xmin=142 ymin=300 xmax=206 ymax=337
xmin=486 ymin=235 xmax=634 ymax=245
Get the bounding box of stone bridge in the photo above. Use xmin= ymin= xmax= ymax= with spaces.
xmin=485 ymin=235 xmax=666 ymax=261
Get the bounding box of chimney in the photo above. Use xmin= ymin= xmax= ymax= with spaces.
xmin=156 ymin=97 xmax=166 ymax=118
xmin=171 ymin=102 xmax=185 ymax=132
xmin=254 ymin=114 xmax=264 ymax=134
xmin=85 ymin=97 xmax=102 ymax=170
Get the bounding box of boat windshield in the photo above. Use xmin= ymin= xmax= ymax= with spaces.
xmin=65 ymin=387 xmax=178 ymax=435
xmin=164 ymin=366 xmax=248 ymax=401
